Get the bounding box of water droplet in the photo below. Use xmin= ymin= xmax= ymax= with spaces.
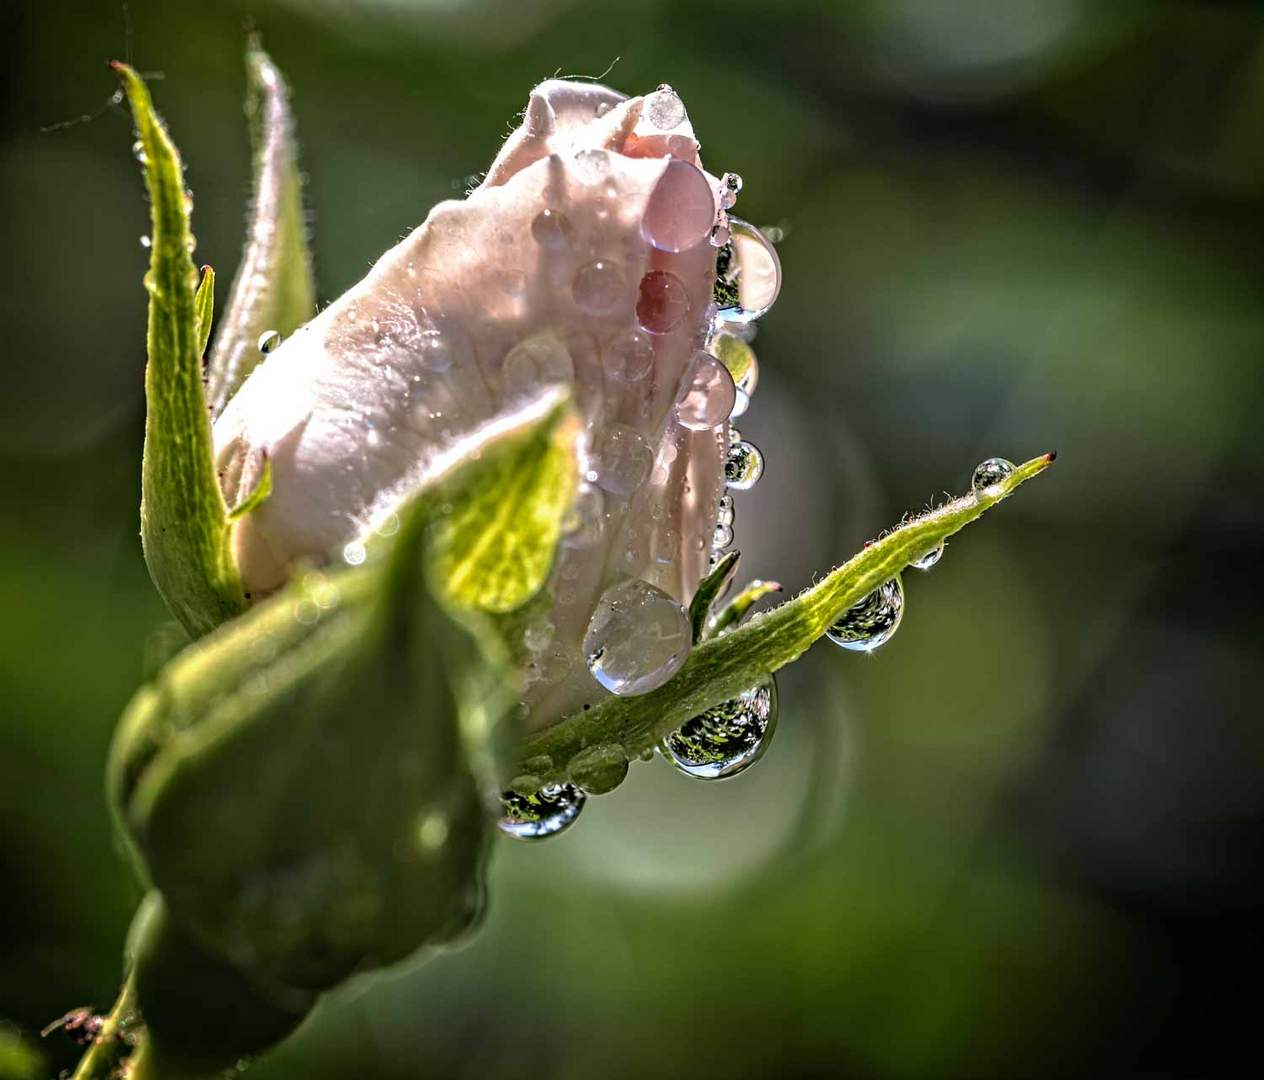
xmin=645 ymin=85 xmax=686 ymax=130
xmin=257 ymin=329 xmax=281 ymax=355
xmin=596 ymin=101 xmax=613 ymax=118
xmin=716 ymin=494 xmax=735 ymax=526
xmin=568 ymin=744 xmax=629 ymax=794
xmin=502 ymin=335 xmax=574 ymax=397
xmin=971 ymin=457 xmax=1015 ymax=496
xmin=642 ymin=160 xmax=715 ymax=253
xmin=911 ymin=540 xmax=944 ymax=571
xmin=132 ymin=139 xmax=148 ymax=165
xmin=719 ymin=172 xmax=743 ymax=209
xmin=498 ymin=783 xmax=586 ymax=840
xmin=826 ymin=577 xmax=904 ymax=652
xmin=730 ymin=389 xmax=750 ymax=418
xmin=636 ymin=270 xmax=690 ymax=334
xmin=605 ymin=329 xmax=655 ymax=382
xmin=724 ymin=440 xmax=764 ymax=490
xmin=415 ymin=326 xmax=466 ymax=373
xmin=675 ymin=351 xmax=736 ymax=431
xmin=712 ymin=522 xmax=734 ymax=549
xmin=342 ymin=541 xmax=368 ymax=566
xmin=574 ymin=148 xmax=612 ymax=183
xmin=663 ymin=677 xmax=778 ymax=780
xmin=532 ymin=208 xmax=573 ymax=251
xmin=139 ymin=235 xmax=151 ymax=249
xmin=563 ymin=483 xmax=605 ymax=544
xmin=713 ymin=217 xmax=782 ymax=324
xmin=710 ymin=221 xmax=731 ymax=248
xmin=593 ymin=423 xmax=653 ymax=495
xmin=584 ymin=578 xmax=691 ymax=695
xmin=573 ymin=260 xmax=626 ymax=316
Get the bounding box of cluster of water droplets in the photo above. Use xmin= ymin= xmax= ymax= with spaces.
xmin=496 ymin=87 xmax=794 ymax=840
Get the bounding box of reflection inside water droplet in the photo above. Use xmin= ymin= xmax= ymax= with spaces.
xmin=826 ymin=576 xmax=904 ymax=652
xmin=713 ymin=217 xmax=782 ymax=324
xmin=498 ymin=783 xmax=586 ymax=840
xmin=584 ymin=578 xmax=691 ymax=695
xmin=911 ymin=540 xmax=944 ymax=571
xmin=675 ymin=352 xmax=736 ymax=431
xmin=971 ymin=457 xmax=1016 ymax=496
xmin=642 ymin=160 xmax=715 ymax=253
xmin=724 ymin=439 xmax=764 ymax=490
xmin=663 ymin=677 xmax=778 ymax=780
xmin=636 ymin=270 xmax=690 ymax=334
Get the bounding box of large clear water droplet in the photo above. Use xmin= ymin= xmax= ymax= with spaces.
xmin=593 ymin=423 xmax=652 ymax=495
xmin=502 ymin=335 xmax=574 ymax=398
xmin=257 ymin=329 xmax=281 ymax=355
xmin=645 ymin=85 xmax=686 ymax=130
xmin=642 ymin=160 xmax=716 ymax=253
xmin=826 ymin=577 xmax=904 ymax=652
xmin=573 ymin=259 xmax=626 ymax=316
xmin=568 ymin=744 xmax=629 ymax=795
xmin=532 ymin=208 xmax=573 ymax=251
xmin=663 ymin=677 xmax=778 ymax=780
xmin=605 ymin=329 xmax=654 ymax=382
xmin=675 ymin=352 xmax=736 ymax=431
xmin=713 ymin=217 xmax=782 ymax=324
xmin=724 ymin=439 xmax=764 ymax=490
xmin=584 ymin=578 xmax=691 ymax=695
xmin=911 ymin=540 xmax=944 ymax=571
xmin=971 ymin=457 xmax=1015 ymax=496
xmin=498 ymin=783 xmax=586 ymax=840
xmin=636 ymin=270 xmax=690 ymax=334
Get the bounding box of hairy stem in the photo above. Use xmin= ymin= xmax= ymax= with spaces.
xmin=69 ymin=975 xmax=136 ymax=1080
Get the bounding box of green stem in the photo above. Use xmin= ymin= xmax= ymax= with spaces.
xmin=69 ymin=974 xmax=137 ymax=1080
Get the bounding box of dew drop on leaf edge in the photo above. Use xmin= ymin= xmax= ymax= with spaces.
xmin=971 ymin=457 xmax=1015 ymax=496
xmin=498 ymin=783 xmax=586 ymax=840
xmin=826 ymin=576 xmax=904 ymax=653
xmin=663 ymin=676 xmax=779 ymax=780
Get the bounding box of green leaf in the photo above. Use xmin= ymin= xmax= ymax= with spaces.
xmin=710 ymin=331 xmax=756 ymax=388
xmin=193 ymin=264 xmax=214 ymax=359
xmin=431 ymin=391 xmax=580 ymax=613
xmin=518 ymin=453 xmax=1056 ymax=783
xmin=205 ymin=41 xmax=316 ymax=416
xmin=226 ymin=450 xmax=272 ymax=520
xmin=108 ymin=394 xmax=576 ymax=1065
xmin=114 ymin=62 xmax=245 ymax=639
xmin=707 ymin=578 xmax=782 ymax=639
xmin=688 ymin=550 xmax=740 ymax=643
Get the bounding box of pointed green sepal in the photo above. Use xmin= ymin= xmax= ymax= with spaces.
xmin=519 ymin=453 xmax=1057 ymax=782
xmin=206 ymin=40 xmax=316 ymax=415
xmin=688 ymin=550 xmax=740 ymax=643
xmin=706 ymin=578 xmax=782 ymax=639
xmin=114 ymin=62 xmax=246 ymax=639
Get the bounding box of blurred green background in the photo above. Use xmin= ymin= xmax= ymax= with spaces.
xmin=3 ymin=1 xmax=1263 ymax=1076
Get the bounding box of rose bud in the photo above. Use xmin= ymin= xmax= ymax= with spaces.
xmin=212 ymin=79 xmax=781 ymax=731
